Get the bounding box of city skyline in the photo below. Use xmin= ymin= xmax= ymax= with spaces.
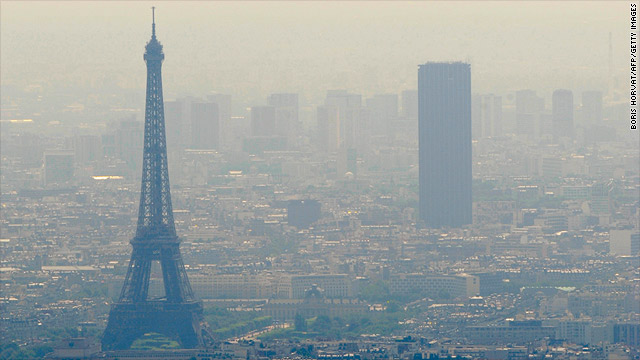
xmin=0 ymin=2 xmax=638 ymax=359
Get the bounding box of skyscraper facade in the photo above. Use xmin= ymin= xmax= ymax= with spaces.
xmin=251 ymin=106 xmax=276 ymax=137
xmin=515 ymin=89 xmax=544 ymax=138
xmin=43 ymin=151 xmax=74 ymax=186
xmin=418 ymin=62 xmax=472 ymax=228
xmin=164 ymin=100 xmax=184 ymax=148
xmin=268 ymin=93 xmax=299 ymax=145
xmin=366 ymin=93 xmax=398 ymax=139
xmin=472 ymin=94 xmax=502 ymax=139
xmin=401 ymin=90 xmax=418 ymax=119
xmin=206 ymin=94 xmax=233 ymax=150
xmin=581 ymin=90 xmax=603 ymax=125
xmin=317 ymin=90 xmax=363 ymax=153
xmin=190 ymin=102 xmax=219 ymax=149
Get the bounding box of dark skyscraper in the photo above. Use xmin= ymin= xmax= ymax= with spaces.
xmin=102 ymin=10 xmax=211 ymax=350
xmin=552 ymin=89 xmax=574 ymax=138
xmin=418 ymin=62 xmax=472 ymax=228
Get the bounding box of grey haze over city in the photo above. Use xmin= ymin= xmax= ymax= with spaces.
xmin=1 ymin=2 xmax=631 ymax=104
xmin=1 ymin=1 xmax=638 ymax=359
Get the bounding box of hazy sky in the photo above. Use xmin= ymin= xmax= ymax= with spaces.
xmin=1 ymin=1 xmax=630 ymax=104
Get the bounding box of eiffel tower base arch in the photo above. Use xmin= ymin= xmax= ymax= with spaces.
xmin=102 ymin=301 xmax=211 ymax=351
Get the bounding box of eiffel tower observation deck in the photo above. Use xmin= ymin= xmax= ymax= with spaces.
xmin=102 ymin=8 xmax=212 ymax=350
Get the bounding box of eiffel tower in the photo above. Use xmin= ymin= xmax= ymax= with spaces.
xmin=102 ymin=9 xmax=211 ymax=350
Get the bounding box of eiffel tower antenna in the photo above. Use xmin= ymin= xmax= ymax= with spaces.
xmin=152 ymin=6 xmax=156 ymax=38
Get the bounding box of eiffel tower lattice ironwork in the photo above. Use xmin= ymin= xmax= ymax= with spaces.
xmin=102 ymin=8 xmax=212 ymax=351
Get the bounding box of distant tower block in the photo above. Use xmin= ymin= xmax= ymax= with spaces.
xmin=268 ymin=93 xmax=299 ymax=144
xmin=581 ymin=91 xmax=603 ymax=125
xmin=401 ymin=90 xmax=418 ymax=119
xmin=102 ymin=9 xmax=212 ymax=350
xmin=418 ymin=62 xmax=472 ymax=228
xmin=190 ymin=102 xmax=219 ymax=149
xmin=43 ymin=150 xmax=74 ymax=186
xmin=515 ymin=89 xmax=544 ymax=138
xmin=552 ymin=89 xmax=574 ymax=139
xmin=250 ymin=106 xmax=276 ymax=137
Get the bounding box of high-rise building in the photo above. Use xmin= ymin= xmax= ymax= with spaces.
xmin=401 ymin=90 xmax=418 ymax=119
xmin=268 ymin=93 xmax=299 ymax=146
xmin=515 ymin=90 xmax=544 ymax=137
xmin=167 ymin=96 xmax=200 ymax=148
xmin=581 ymin=90 xmax=603 ymax=125
xmin=245 ymin=105 xmax=289 ymax=153
xmin=366 ymin=94 xmax=398 ymax=138
xmin=43 ymin=150 xmax=74 ymax=186
xmin=472 ymin=94 xmax=502 ymax=139
xmin=73 ymin=135 xmax=101 ymax=164
xmin=418 ymin=62 xmax=472 ymax=228
xmin=250 ymin=106 xmax=276 ymax=137
xmin=317 ymin=90 xmax=362 ymax=153
xmin=207 ymin=94 xmax=232 ymax=148
xmin=552 ymin=89 xmax=574 ymax=138
xmin=336 ymin=146 xmax=357 ymax=178
xmin=609 ymin=230 xmax=640 ymax=256
xmin=316 ymin=105 xmax=332 ymax=152
xmin=164 ymin=100 xmax=183 ymax=148
xmin=190 ymin=102 xmax=219 ymax=149
xmin=590 ymin=182 xmax=612 ymax=216
xmin=116 ymin=119 xmax=143 ymax=176
xmin=101 ymin=133 xmax=116 ymax=157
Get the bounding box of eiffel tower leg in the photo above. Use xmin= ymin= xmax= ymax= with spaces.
xmin=119 ymin=250 xmax=152 ymax=302
xmin=160 ymin=245 xmax=183 ymax=302
xmin=102 ymin=308 xmax=146 ymax=350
